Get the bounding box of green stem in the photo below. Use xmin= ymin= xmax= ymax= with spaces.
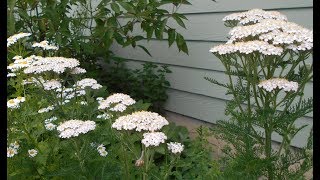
xmin=72 ymin=139 xmax=87 ymax=175
xmin=265 ymin=126 xmax=274 ymax=180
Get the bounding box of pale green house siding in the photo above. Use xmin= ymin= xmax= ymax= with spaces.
xmin=111 ymin=0 xmax=313 ymax=148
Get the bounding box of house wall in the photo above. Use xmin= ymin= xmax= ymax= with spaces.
xmin=110 ymin=0 xmax=313 ymax=148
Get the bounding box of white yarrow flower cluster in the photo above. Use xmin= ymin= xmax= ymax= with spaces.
xmin=74 ymin=78 xmax=102 ymax=90
xmin=227 ymin=19 xmax=313 ymax=51
xmin=43 ymin=79 xmax=62 ymax=91
xmin=7 ymin=55 xmax=36 ymax=72
xmin=28 ymin=149 xmax=38 ymax=158
xmin=98 ymin=93 xmax=136 ymax=112
xmin=7 ymin=73 xmax=16 ymax=77
xmin=32 ymin=40 xmax=59 ymax=50
xmin=7 ymin=97 xmax=26 ymax=109
xmin=79 ymin=101 xmax=88 ymax=105
xmin=96 ymin=144 xmax=108 ymax=157
xmin=167 ymin=142 xmax=184 ymax=154
xmin=70 ymin=67 xmax=86 ymax=74
xmin=210 ymin=40 xmax=283 ymax=55
xmin=55 ymin=87 xmax=86 ymax=100
xmin=112 ymin=111 xmax=169 ymax=132
xmin=258 ymin=78 xmax=298 ymax=92
xmin=7 ymin=141 xmax=20 ymax=158
xmin=57 ymin=120 xmax=96 ymax=138
xmin=44 ymin=116 xmax=58 ymax=131
xmin=97 ymin=113 xmax=112 ymax=119
xmin=24 ymin=57 xmax=80 ymax=74
xmin=44 ymin=116 xmax=58 ymax=124
xmin=38 ymin=105 xmax=55 ymax=113
xmin=7 ymin=32 xmax=31 ymax=47
xmin=223 ymin=9 xmax=287 ymax=25
xmin=141 ymin=132 xmax=167 ymax=147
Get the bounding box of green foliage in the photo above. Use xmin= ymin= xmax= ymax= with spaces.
xmin=7 ymin=34 xmax=220 ymax=179
xmin=99 ymin=59 xmax=172 ymax=114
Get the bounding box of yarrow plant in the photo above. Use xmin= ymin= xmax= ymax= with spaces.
xmin=207 ymin=9 xmax=313 ymax=179
xmin=7 ymin=32 xmax=190 ymax=179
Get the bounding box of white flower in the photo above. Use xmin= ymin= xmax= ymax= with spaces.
xmin=167 ymin=142 xmax=184 ymax=154
xmin=99 ymin=150 xmax=108 ymax=157
xmin=210 ymin=40 xmax=283 ymax=55
xmin=7 ymin=147 xmax=18 ymax=158
xmin=24 ymin=57 xmax=80 ymax=74
xmin=223 ymin=9 xmax=287 ymax=25
xmin=96 ymin=97 xmax=104 ymax=102
xmin=110 ymin=103 xmax=127 ymax=112
xmin=10 ymin=141 xmax=20 ymax=149
xmin=28 ymin=149 xmax=38 ymax=157
xmin=38 ymin=105 xmax=55 ymax=113
xmin=97 ymin=145 xmax=108 ymax=157
xmin=97 ymin=113 xmax=111 ymax=119
xmin=258 ymin=78 xmax=298 ymax=92
xmin=16 ymin=96 xmax=26 ymax=103
xmin=13 ymin=55 xmax=23 ymax=60
xmin=112 ymin=111 xmax=169 ymax=132
xmin=7 ymin=56 xmax=35 ymax=72
xmin=43 ymin=79 xmax=62 ymax=91
xmin=75 ymin=78 xmax=102 ymax=90
xmin=70 ymin=67 xmax=86 ymax=74
xmin=141 ymin=132 xmax=167 ymax=147
xmin=45 ymin=123 xmax=57 ymax=131
xmin=7 ymin=32 xmax=31 ymax=47
xmin=44 ymin=116 xmax=58 ymax=124
xmin=226 ymin=19 xmax=313 ymax=51
xmin=97 ymin=144 xmax=105 ymax=150
xmin=7 ymin=73 xmax=16 ymax=77
xmin=32 ymin=40 xmax=59 ymax=50
xmin=7 ymin=99 xmax=20 ymax=109
xmin=57 ymin=120 xmax=96 ymax=138
xmin=80 ymin=101 xmax=88 ymax=105
xmin=98 ymin=93 xmax=136 ymax=111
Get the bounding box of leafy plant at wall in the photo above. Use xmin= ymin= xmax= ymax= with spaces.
xmin=8 ymin=0 xmax=190 ymax=67
xmin=98 ymin=57 xmax=171 ymax=114
xmin=206 ymin=9 xmax=313 ymax=179
xmin=8 ymin=0 xmax=190 ymax=113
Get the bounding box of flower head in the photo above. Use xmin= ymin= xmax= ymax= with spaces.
xmin=74 ymin=78 xmax=102 ymax=90
xmin=210 ymin=40 xmax=283 ymax=55
xmin=141 ymin=132 xmax=167 ymax=147
xmin=32 ymin=40 xmax=58 ymax=50
xmin=258 ymin=78 xmax=298 ymax=92
xmin=167 ymin=142 xmax=184 ymax=154
xmin=24 ymin=57 xmax=80 ymax=74
xmin=112 ymin=111 xmax=169 ymax=132
xmin=7 ymin=32 xmax=31 ymax=47
xmin=57 ymin=120 xmax=96 ymax=138
xmin=38 ymin=105 xmax=55 ymax=113
xmin=98 ymin=93 xmax=136 ymax=112
xmin=28 ymin=149 xmax=38 ymax=158
xmin=70 ymin=67 xmax=87 ymax=74
xmin=45 ymin=123 xmax=57 ymax=131
xmin=7 ymin=97 xmax=25 ymax=109
xmin=7 ymin=147 xmax=18 ymax=158
xmin=223 ymin=9 xmax=287 ymax=25
xmin=43 ymin=79 xmax=62 ymax=91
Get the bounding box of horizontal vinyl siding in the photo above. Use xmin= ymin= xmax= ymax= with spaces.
xmin=161 ymin=0 xmax=312 ymax=14
xmin=124 ymin=8 xmax=313 ymax=41
xmin=111 ymin=2 xmax=313 ymax=148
